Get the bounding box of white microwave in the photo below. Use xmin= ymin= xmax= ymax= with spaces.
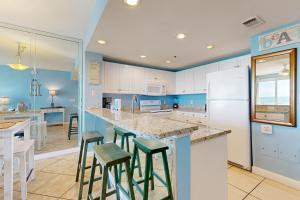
xmin=145 ymin=82 xmax=166 ymax=96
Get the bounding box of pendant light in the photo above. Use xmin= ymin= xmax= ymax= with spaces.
xmin=8 ymin=43 xmax=31 ymax=70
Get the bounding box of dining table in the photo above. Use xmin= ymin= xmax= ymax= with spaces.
xmin=0 ymin=118 xmax=31 ymax=200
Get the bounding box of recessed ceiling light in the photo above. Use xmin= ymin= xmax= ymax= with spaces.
xmin=140 ymin=55 xmax=147 ymax=58
xmin=166 ymin=60 xmax=171 ymax=64
xmin=176 ymin=33 xmax=187 ymax=39
xmin=124 ymin=0 xmax=140 ymax=6
xmin=97 ymin=40 xmax=107 ymax=45
xmin=206 ymin=45 xmax=215 ymax=49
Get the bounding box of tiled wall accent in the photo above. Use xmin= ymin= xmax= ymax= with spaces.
xmin=103 ymin=93 xmax=207 ymax=111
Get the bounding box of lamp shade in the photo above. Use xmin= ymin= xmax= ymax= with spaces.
xmin=49 ymin=90 xmax=57 ymax=96
xmin=0 ymin=97 xmax=10 ymax=105
xmin=8 ymin=63 xmax=30 ymax=71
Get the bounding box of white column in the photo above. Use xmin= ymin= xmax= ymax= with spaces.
xmin=3 ymin=136 xmax=13 ymax=200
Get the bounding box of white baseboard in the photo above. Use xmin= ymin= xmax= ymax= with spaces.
xmin=252 ymin=166 xmax=300 ymax=190
xmin=34 ymin=147 xmax=80 ymax=160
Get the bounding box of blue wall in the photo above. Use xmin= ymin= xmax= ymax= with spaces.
xmin=175 ymin=94 xmax=206 ymax=110
xmin=0 ymin=65 xmax=78 ymax=123
xmin=251 ymin=21 xmax=300 ymax=181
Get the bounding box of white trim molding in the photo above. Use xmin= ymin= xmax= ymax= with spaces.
xmin=252 ymin=166 xmax=300 ymax=190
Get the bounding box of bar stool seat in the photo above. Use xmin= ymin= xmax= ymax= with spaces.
xmin=88 ymin=143 xmax=135 ymax=200
xmin=134 ymin=138 xmax=169 ymax=153
xmin=131 ymin=138 xmax=173 ymax=200
xmin=76 ymin=131 xmax=104 ymax=200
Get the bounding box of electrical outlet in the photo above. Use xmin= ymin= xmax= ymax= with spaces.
xmin=261 ymin=125 xmax=273 ymax=134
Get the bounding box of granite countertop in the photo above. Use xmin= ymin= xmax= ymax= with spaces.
xmin=86 ymin=108 xmax=199 ymax=139
xmin=191 ymin=125 xmax=231 ymax=144
xmin=86 ymin=108 xmax=230 ymax=143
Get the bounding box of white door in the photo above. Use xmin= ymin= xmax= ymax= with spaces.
xmin=104 ymin=62 xmax=120 ymax=93
xmin=160 ymin=70 xmax=176 ymax=94
xmin=176 ymin=71 xmax=185 ymax=94
xmin=207 ymin=66 xmax=249 ymax=100
xmin=184 ymin=69 xmax=194 ymax=94
xmin=145 ymin=68 xmax=160 ymax=82
xmin=208 ymin=100 xmax=251 ymax=169
xmin=193 ymin=66 xmax=206 ymax=93
xmin=119 ymin=65 xmax=133 ymax=93
xmin=132 ymin=67 xmax=145 ymax=94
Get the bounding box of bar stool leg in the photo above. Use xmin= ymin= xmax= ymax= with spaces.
xmin=143 ymin=154 xmax=151 ymax=200
xmin=130 ymin=145 xmax=138 ymax=178
xmin=78 ymin=141 xmax=88 ymax=200
xmin=113 ymin=164 xmax=120 ymax=200
xmin=118 ymin=136 xmax=125 ymax=180
xmin=149 ymin=156 xmax=155 ymax=191
xmin=101 ymin=166 xmax=109 ymax=200
xmin=76 ymin=138 xmax=84 ymax=182
xmin=162 ymin=151 xmax=173 ymax=200
xmin=125 ymin=160 xmax=135 ymax=200
xmin=68 ymin=116 xmax=73 ymax=140
xmin=87 ymin=155 xmax=97 ymax=198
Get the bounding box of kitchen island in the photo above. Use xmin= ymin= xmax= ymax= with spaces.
xmin=85 ymin=108 xmax=230 ymax=200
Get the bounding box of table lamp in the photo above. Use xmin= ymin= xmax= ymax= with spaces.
xmin=49 ymin=90 xmax=57 ymax=107
xmin=0 ymin=97 xmax=10 ymax=111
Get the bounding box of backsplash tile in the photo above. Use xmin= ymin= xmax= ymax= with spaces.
xmin=103 ymin=93 xmax=206 ymax=111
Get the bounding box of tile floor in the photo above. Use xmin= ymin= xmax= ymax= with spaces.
xmin=1 ymin=152 xmax=300 ymax=200
xmin=35 ymin=125 xmax=78 ymax=154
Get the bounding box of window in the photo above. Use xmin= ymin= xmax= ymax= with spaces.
xmin=256 ymin=77 xmax=290 ymax=105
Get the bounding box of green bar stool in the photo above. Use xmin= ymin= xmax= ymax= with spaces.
xmin=113 ymin=127 xmax=142 ymax=180
xmin=68 ymin=113 xmax=78 ymax=140
xmin=75 ymin=131 xmax=104 ymax=200
xmin=131 ymin=138 xmax=173 ymax=200
xmin=87 ymin=143 xmax=135 ymax=200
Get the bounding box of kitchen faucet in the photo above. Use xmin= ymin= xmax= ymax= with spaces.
xmin=131 ymin=95 xmax=138 ymax=113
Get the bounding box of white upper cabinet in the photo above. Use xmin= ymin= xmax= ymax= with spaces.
xmin=218 ymin=58 xmax=239 ymax=71
xmin=132 ymin=67 xmax=145 ymax=94
xmin=104 ymin=62 xmax=120 ymax=93
xmin=184 ymin=69 xmax=194 ymax=94
xmin=193 ymin=66 xmax=206 ymax=93
xmin=176 ymin=71 xmax=186 ymax=94
xmin=103 ymin=54 xmax=250 ymax=95
xmin=176 ymin=69 xmax=194 ymax=94
xmin=160 ymin=70 xmax=176 ymax=94
xmin=119 ymin=65 xmax=134 ymax=93
xmin=144 ymin=68 xmax=161 ymax=82
xmin=193 ymin=63 xmax=218 ymax=94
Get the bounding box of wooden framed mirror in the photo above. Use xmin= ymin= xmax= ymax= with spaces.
xmin=251 ymin=48 xmax=297 ymax=127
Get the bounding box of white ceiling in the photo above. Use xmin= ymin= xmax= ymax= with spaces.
xmin=0 ymin=0 xmax=96 ymax=39
xmin=87 ymin=0 xmax=300 ymax=70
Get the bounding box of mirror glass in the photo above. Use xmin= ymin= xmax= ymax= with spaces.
xmin=252 ymin=49 xmax=296 ymax=126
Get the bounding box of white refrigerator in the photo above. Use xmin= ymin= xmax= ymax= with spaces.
xmin=207 ymin=66 xmax=251 ymax=170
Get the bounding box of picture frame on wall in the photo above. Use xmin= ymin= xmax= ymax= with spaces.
xmin=88 ymin=61 xmax=101 ymax=85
